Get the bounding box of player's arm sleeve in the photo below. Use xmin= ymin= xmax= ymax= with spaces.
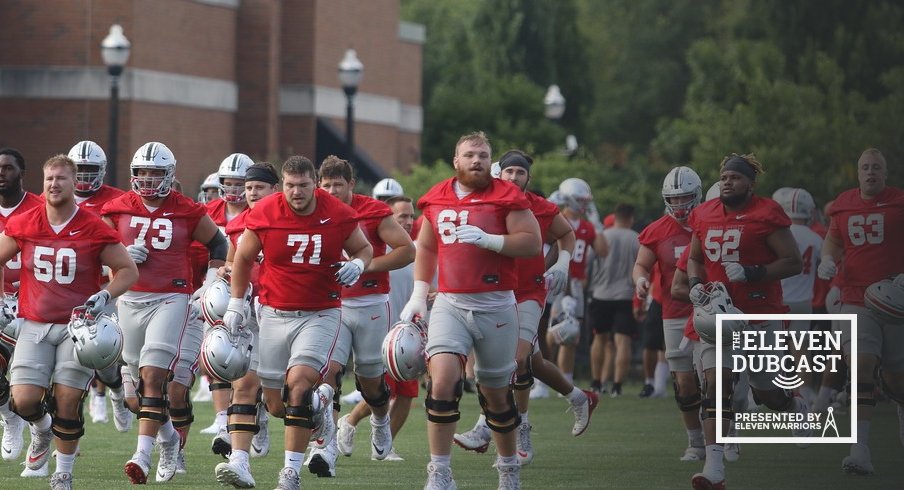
xmin=205 ymin=231 xmax=228 ymax=262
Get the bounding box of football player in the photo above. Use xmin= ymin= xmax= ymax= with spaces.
xmin=819 ymin=148 xmax=904 ymax=475
xmin=454 ymin=150 xmax=598 ymax=465
xmin=686 ymin=153 xmax=805 ymax=490
xmin=227 ymin=155 xmax=372 ymax=490
xmin=101 ymin=142 xmax=228 ymax=484
xmin=311 ymin=156 xmax=414 ymax=476
xmin=0 ymin=154 xmax=138 ymax=489
xmin=399 ymin=132 xmax=542 ymax=490
xmin=0 ymin=148 xmax=42 ymax=464
xmin=633 ymin=166 xmax=706 ymax=461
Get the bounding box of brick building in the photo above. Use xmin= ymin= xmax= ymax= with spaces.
xmin=0 ymin=0 xmax=423 ymax=194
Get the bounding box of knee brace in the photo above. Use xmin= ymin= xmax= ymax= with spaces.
xmin=850 ymin=382 xmax=877 ymax=406
xmin=356 ymin=376 xmax=391 ymax=408
xmin=95 ymin=364 xmax=123 ymax=390
xmin=283 ymin=386 xmax=316 ymax=429
xmin=226 ymin=403 xmax=260 ymax=434
xmin=52 ymin=416 xmax=84 ymax=441
xmin=672 ymin=373 xmax=702 ymax=412
xmin=210 ymin=381 xmax=232 ymax=392
xmin=136 ymin=379 xmax=168 ymax=423
xmin=0 ymin=341 xmax=11 ymax=379
xmin=477 ymin=385 xmax=521 ymax=433
xmin=513 ymin=357 xmax=534 ymax=391
xmin=10 ymin=391 xmax=48 ymax=422
xmin=424 ymin=379 xmax=463 ymax=424
xmin=169 ymin=390 xmax=194 ymax=429
xmin=700 ymin=398 xmax=732 ymax=421
xmin=333 ymin=369 xmax=343 ymax=413
xmin=0 ymin=376 xmax=9 ymax=406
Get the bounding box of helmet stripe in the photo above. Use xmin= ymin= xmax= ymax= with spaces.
xmin=674 ymin=167 xmax=681 ymax=189
xmin=231 ymin=154 xmax=239 ymax=172
xmin=144 ymin=143 xmax=155 ymax=161
xmin=80 ymin=141 xmax=89 ymax=160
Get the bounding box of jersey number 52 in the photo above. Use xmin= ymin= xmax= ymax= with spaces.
xmin=703 ymin=228 xmax=741 ymax=262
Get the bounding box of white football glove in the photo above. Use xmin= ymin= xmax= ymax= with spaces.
xmin=191 ymin=268 xmax=220 ymax=301
xmin=689 ymin=283 xmax=707 ymax=307
xmin=455 ymin=224 xmax=504 ymax=253
xmin=0 ymin=303 xmax=14 ymax=330
xmin=559 ymin=295 xmax=578 ymax=318
xmin=635 ymin=276 xmax=651 ymax=299
xmin=335 ymin=258 xmax=365 ymax=287
xmin=126 ymin=243 xmax=149 ymax=264
xmin=85 ymin=290 xmax=111 ymax=316
xmin=543 ymin=250 xmax=571 ymax=296
xmin=222 ymin=297 xmax=246 ymax=336
xmin=585 ymin=201 xmax=605 ymax=234
xmin=723 ymin=262 xmax=746 ymax=282
xmin=817 ymin=255 xmax=837 ymax=280
xmin=400 ymin=281 xmax=430 ymax=322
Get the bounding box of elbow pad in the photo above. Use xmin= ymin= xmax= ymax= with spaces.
xmin=205 ymin=231 xmax=229 ymax=262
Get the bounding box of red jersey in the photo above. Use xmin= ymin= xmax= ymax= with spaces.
xmin=343 ymin=194 xmax=393 ymax=298
xmin=102 ymin=191 xmax=206 ymax=294
xmin=650 ymin=264 xmax=664 ymax=304
xmin=827 ymin=186 xmax=904 ymax=306
xmin=638 ymin=214 xmax=693 ymax=319
xmin=675 ymin=246 xmax=699 ymax=341
xmin=418 ymin=178 xmax=531 ymax=293
xmin=189 ymin=198 xmax=238 ymax=289
xmin=569 ymin=219 xmax=596 ymax=279
xmin=0 ymin=192 xmax=43 ymax=294
xmin=76 ymin=185 xmax=125 ymax=216
xmin=246 ymin=189 xmax=358 ymax=310
xmin=224 ymin=208 xmax=261 ymax=293
xmin=6 ymin=207 xmax=120 ymax=323
xmin=688 ymin=195 xmax=790 ymax=314
xmin=515 ymin=192 xmax=560 ymax=305
xmin=412 ymin=215 xmax=425 ymax=241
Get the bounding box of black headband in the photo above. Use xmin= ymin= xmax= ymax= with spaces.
xmin=722 ymin=156 xmax=756 ymax=181
xmin=499 ymin=153 xmax=532 ymax=172
xmin=245 ymin=166 xmax=279 ymax=185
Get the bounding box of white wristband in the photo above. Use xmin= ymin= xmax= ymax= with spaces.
xmin=227 ymin=297 xmax=244 ymax=311
xmin=485 ymin=234 xmax=505 ymax=253
xmin=411 ymin=280 xmax=430 ymax=301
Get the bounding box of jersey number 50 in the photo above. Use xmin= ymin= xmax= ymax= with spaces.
xmin=34 ymin=246 xmax=76 ymax=285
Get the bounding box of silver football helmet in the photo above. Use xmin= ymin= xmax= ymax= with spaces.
xmin=217 ymin=153 xmax=254 ymax=203
xmin=68 ymin=307 xmax=123 ymax=370
xmin=558 ymin=178 xmax=593 ymax=213
xmin=662 ymin=166 xmax=702 ymax=222
xmin=372 ymin=178 xmax=404 ymax=200
xmin=381 ymin=319 xmax=428 ymax=382
xmin=705 ymin=181 xmax=721 ymax=201
xmin=0 ymin=293 xmax=19 ymax=345
xmin=130 ymin=142 xmax=177 ymax=198
xmin=549 ymin=315 xmax=581 ymax=345
xmin=774 ymin=187 xmax=815 ymax=221
xmin=67 ymin=140 xmax=107 ymax=193
xmin=864 ymin=275 xmax=904 ymax=322
xmin=201 ymin=278 xmax=252 ymax=326
xmin=201 ymin=323 xmax=254 ymax=382
xmin=692 ymin=282 xmax=747 ymax=345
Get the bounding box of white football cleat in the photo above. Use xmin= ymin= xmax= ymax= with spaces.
xmin=212 ymin=425 xmax=232 ymax=458
xmin=376 ymin=446 xmax=405 ymax=461
xmin=215 ymin=460 xmax=256 ymax=488
xmin=124 ymin=451 xmax=151 ymax=484
xmin=680 ymin=446 xmax=706 ymax=461
xmin=370 ymin=415 xmax=392 ymax=461
xmin=1 ymin=412 xmax=26 ymax=461
xmin=90 ymin=394 xmax=108 ymax=423
xmin=496 ymin=461 xmax=521 ymax=490
xmin=528 ymin=383 xmax=550 ymax=400
xmin=337 ymin=414 xmax=356 ymax=456
xmin=251 ymin=408 xmax=270 ymax=458
xmin=155 ymin=430 xmax=180 ymax=482
xmin=452 ymin=424 xmax=491 ymax=453
xmin=723 ymin=443 xmax=741 ymax=462
xmin=109 ymin=389 xmax=133 ymax=432
xmin=308 ymin=437 xmax=338 ymax=477
xmin=340 ymin=389 xmax=363 ymax=405
xmin=20 ymin=458 xmax=49 ymax=477
xmin=842 ymin=443 xmax=874 ymax=475
xmin=276 ymin=466 xmax=300 ymax=490
xmin=516 ymin=421 xmax=533 ymax=465
xmin=50 ymin=471 xmax=73 ymax=490
xmin=424 ymin=462 xmax=457 ymax=490
xmin=25 ymin=423 xmax=53 ymax=470
xmin=569 ymin=389 xmax=599 ymax=436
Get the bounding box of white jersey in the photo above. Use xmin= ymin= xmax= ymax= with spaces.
xmin=781 ymin=223 xmax=824 ymax=304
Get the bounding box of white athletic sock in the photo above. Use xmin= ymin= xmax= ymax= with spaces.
xmin=565 ymin=387 xmax=584 ymax=403
xmin=520 ymin=411 xmax=528 ymax=425
xmin=285 ymin=450 xmax=304 ymax=472
xmin=702 ymin=444 xmax=725 ymax=480
xmin=475 ymin=413 xmax=488 ymax=430
xmin=158 ymin=419 xmax=176 ymax=440
xmin=688 ymin=428 xmax=705 ymax=448
xmin=371 ymin=413 xmax=389 ymax=426
xmin=137 ymin=434 xmax=154 ymax=456
xmin=496 ymin=454 xmax=518 ymax=466
xmin=215 ymin=410 xmax=227 ymax=427
xmin=430 ymin=453 xmax=451 ymax=466
xmin=0 ymin=399 xmax=14 ymax=419
xmin=857 ymin=421 xmax=870 ymax=445
xmin=56 ymin=450 xmax=76 ymax=474
xmin=654 ymin=361 xmax=670 ymax=394
xmin=34 ymin=413 xmax=52 ymax=431
xmin=230 ymin=449 xmax=250 ymax=464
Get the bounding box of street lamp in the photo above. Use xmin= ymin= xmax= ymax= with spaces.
xmin=101 ymin=24 xmax=131 ymax=187
xmin=338 ymin=49 xmax=363 ymax=165
xmin=543 ymin=84 xmax=577 ymax=155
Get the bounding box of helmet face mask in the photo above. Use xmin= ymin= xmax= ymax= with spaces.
xmin=662 ymin=166 xmax=702 ymax=222
xmin=559 ymin=178 xmax=593 ymax=214
xmin=130 ymin=142 xmax=176 ymax=199
xmin=67 ymin=141 xmax=107 ymax=193
xmin=217 ymin=153 xmax=254 ymax=204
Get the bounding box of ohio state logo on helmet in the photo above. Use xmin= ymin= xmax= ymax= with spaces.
xmin=382 ymin=319 xmax=428 ymax=382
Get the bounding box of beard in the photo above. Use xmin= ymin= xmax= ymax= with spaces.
xmin=456 ymin=166 xmax=491 ymax=190
xmin=720 ymin=192 xmax=748 ymax=208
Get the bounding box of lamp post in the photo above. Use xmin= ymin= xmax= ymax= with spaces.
xmin=544 ymin=84 xmax=577 ymax=156
xmin=338 ymin=49 xmax=363 ymax=165
xmin=101 ymin=24 xmax=131 ymax=187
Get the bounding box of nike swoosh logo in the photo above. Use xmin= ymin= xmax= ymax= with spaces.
xmin=735 ymin=215 xmax=746 ymax=220
xmin=27 ymin=449 xmax=49 ymax=464
xmin=496 ymin=323 xmax=507 ymax=328
xmin=320 ymin=218 xmax=331 ymax=224
xmin=163 ymin=212 xmax=175 ymax=216
xmin=876 ymin=202 xmax=888 ymax=207
xmin=69 ymin=230 xmax=81 ymax=236
xmin=2 ymin=447 xmax=10 ymax=454
xmin=288 ymin=458 xmax=300 ymax=463
xmin=372 ymin=442 xmax=385 ymax=455
xmin=251 ymin=443 xmax=262 ymax=453
xmin=470 ymin=199 xmax=482 ymax=203
xmin=84 ymin=202 xmax=98 ymax=207
xmin=371 ymin=315 xmax=380 ymax=320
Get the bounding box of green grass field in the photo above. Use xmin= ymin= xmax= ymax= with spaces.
xmin=0 ymin=382 xmax=901 ymax=489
